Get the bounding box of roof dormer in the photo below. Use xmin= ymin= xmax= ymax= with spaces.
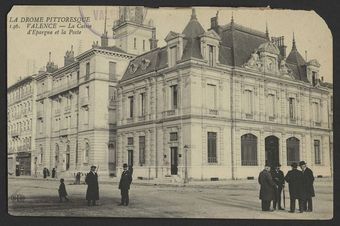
xmin=199 ymin=30 xmax=221 ymax=66
xmin=306 ymin=59 xmax=321 ymax=86
xmin=165 ymin=31 xmax=185 ymax=67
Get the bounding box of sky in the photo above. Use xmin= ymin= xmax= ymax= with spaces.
xmin=7 ymin=6 xmax=333 ymax=87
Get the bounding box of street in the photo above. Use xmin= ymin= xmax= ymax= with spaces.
xmin=8 ymin=177 xmax=333 ymax=219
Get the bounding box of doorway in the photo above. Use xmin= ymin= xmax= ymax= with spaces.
xmin=170 ymin=147 xmax=178 ymax=175
xmin=265 ymin=136 xmax=279 ymax=168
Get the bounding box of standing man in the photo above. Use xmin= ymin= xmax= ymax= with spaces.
xmin=258 ymin=164 xmax=276 ymax=211
xmin=43 ymin=167 xmax=47 ymax=179
xmin=85 ymin=165 xmax=99 ymax=206
xmin=299 ymin=161 xmax=315 ymax=212
xmin=119 ymin=163 xmax=132 ymax=206
xmin=271 ymin=164 xmax=285 ymax=210
xmin=284 ymin=162 xmax=303 ymax=213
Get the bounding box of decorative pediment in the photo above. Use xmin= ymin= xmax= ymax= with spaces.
xmin=199 ymin=29 xmax=221 ymax=40
xmin=307 ymin=59 xmax=320 ymax=67
xmin=164 ymin=31 xmax=182 ymax=42
xmin=258 ymin=41 xmax=280 ymax=55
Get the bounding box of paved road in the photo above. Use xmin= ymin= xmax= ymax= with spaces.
xmin=8 ymin=178 xmax=333 ymax=219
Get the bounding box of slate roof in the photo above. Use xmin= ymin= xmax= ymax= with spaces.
xmin=121 ymin=10 xmax=313 ymax=84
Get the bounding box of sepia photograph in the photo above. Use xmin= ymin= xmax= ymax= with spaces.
xmin=7 ymin=5 xmax=333 ymax=219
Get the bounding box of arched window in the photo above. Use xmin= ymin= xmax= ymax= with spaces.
xmin=241 ymin=133 xmax=258 ymax=166
xmin=84 ymin=141 xmax=89 ymax=163
xmin=286 ymin=137 xmax=300 ymax=165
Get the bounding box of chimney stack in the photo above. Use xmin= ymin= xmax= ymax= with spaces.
xmin=210 ymin=11 xmax=219 ymax=33
xmin=271 ymin=36 xmax=287 ymax=58
xmin=64 ymin=45 xmax=75 ymax=66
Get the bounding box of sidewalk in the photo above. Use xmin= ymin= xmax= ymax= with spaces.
xmin=8 ymin=175 xmax=333 ymax=188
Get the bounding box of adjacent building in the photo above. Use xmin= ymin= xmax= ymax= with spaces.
xmin=7 ymin=75 xmax=37 ymax=175
xmin=115 ymin=9 xmax=333 ymax=180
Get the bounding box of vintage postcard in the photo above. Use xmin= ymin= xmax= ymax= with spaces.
xmin=7 ymin=5 xmax=333 ymax=219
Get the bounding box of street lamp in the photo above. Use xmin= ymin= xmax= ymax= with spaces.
xmin=183 ymin=145 xmax=189 ymax=184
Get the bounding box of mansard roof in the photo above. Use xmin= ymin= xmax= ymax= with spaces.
xmin=121 ymin=11 xmax=319 ymax=84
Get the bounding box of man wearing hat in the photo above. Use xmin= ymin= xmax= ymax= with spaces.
xmin=284 ymin=162 xmax=303 ymax=213
xmin=258 ymin=164 xmax=276 ymax=211
xmin=85 ymin=165 xmax=99 ymax=206
xmin=118 ymin=163 xmax=132 ymax=206
xmin=271 ymin=164 xmax=285 ymax=210
xmin=299 ymin=161 xmax=315 ymax=212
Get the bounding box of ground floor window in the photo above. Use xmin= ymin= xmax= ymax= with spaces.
xmin=241 ymin=133 xmax=258 ymax=166
xmin=207 ymin=132 xmax=217 ymax=163
xmin=286 ymin=137 xmax=300 ymax=165
xmin=139 ymin=136 xmax=145 ymax=166
xmin=314 ymin=140 xmax=321 ymax=164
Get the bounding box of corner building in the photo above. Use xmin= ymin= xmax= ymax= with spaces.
xmin=116 ymin=9 xmax=333 ymax=180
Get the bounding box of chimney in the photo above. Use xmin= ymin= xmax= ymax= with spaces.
xmin=64 ymin=45 xmax=75 ymax=66
xmin=271 ymin=36 xmax=287 ymax=58
xmin=46 ymin=52 xmax=58 ymax=73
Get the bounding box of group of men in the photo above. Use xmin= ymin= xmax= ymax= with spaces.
xmin=258 ymin=161 xmax=315 ymax=213
xmin=84 ymin=163 xmax=132 ymax=206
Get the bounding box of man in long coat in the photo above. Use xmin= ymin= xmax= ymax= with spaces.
xmin=85 ymin=165 xmax=99 ymax=206
xmin=119 ymin=163 xmax=132 ymax=206
xmin=284 ymin=162 xmax=303 ymax=213
xmin=299 ymin=161 xmax=315 ymax=212
xmin=271 ymin=164 xmax=285 ymax=210
xmin=258 ymin=164 xmax=276 ymax=211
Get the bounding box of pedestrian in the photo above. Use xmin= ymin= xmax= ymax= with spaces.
xmin=58 ymin=178 xmax=69 ymax=202
xmin=85 ymin=165 xmax=99 ymax=206
xmin=271 ymin=163 xmax=285 ymax=210
xmin=284 ymin=162 xmax=303 ymax=213
xmin=258 ymin=164 xmax=276 ymax=211
xmin=52 ymin=168 xmax=56 ymax=178
xmin=75 ymin=172 xmax=81 ymax=184
xmin=43 ymin=167 xmax=47 ymax=179
xmin=299 ymin=161 xmax=315 ymax=212
xmin=118 ymin=163 xmax=132 ymax=206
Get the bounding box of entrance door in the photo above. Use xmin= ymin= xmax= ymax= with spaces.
xmin=170 ymin=147 xmax=178 ymax=175
xmin=128 ymin=150 xmax=133 ymax=173
xmin=265 ymin=136 xmax=279 ymax=168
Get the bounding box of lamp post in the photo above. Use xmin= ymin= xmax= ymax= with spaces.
xmin=184 ymin=145 xmax=189 ymax=184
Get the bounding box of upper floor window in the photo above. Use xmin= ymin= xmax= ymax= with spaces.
xmin=109 ymin=61 xmax=116 ymax=81
xmin=289 ymin=97 xmax=296 ymax=120
xmin=312 ymin=102 xmax=320 ymax=123
xmin=139 ymin=93 xmax=145 ymax=116
xmin=86 ymin=62 xmax=90 ymax=77
xmin=143 ymin=40 xmax=145 ymax=51
xmin=127 ymin=137 xmax=134 ymax=145
xmin=245 ymin=89 xmax=253 ymax=115
xmin=134 ymin=38 xmax=137 ymax=49
xmin=169 ymin=46 xmax=177 ymax=67
xmin=128 ymin=96 xmax=134 ymax=118
xmin=170 ymin=85 xmax=178 ymax=110
xmin=207 ymin=84 xmax=217 ymax=110
xmin=267 ymin=94 xmax=275 ymax=118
